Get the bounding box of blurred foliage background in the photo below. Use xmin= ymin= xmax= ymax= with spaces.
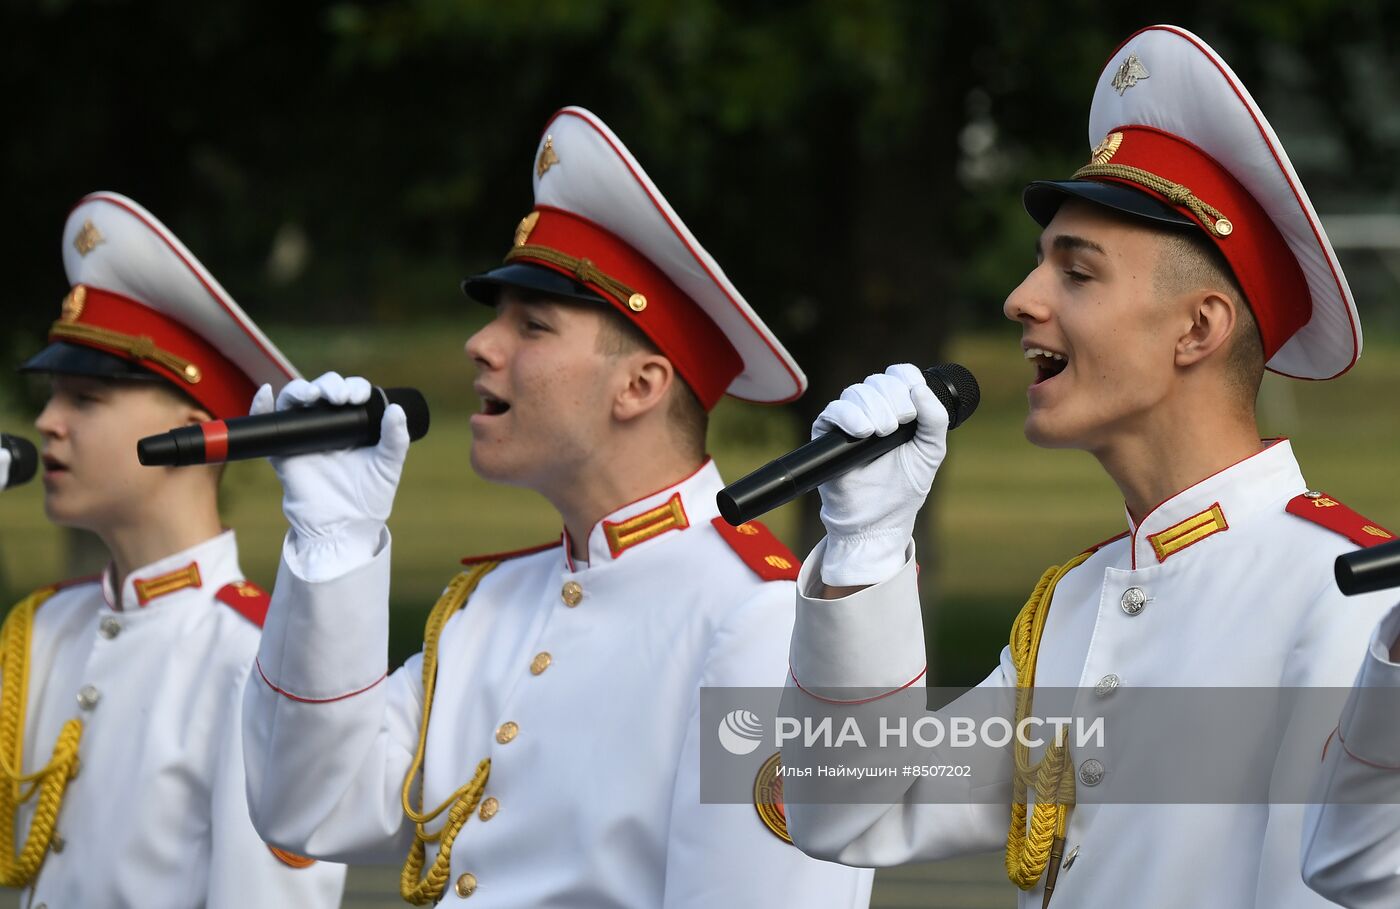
xmin=3 ymin=0 xmax=1400 ymax=687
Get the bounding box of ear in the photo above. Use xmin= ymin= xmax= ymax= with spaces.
xmin=165 ymin=399 xmax=222 ymax=485
xmin=612 ymin=354 xmax=675 ymax=424
xmin=183 ymin=403 xmax=215 ymax=427
xmin=1174 ymin=290 xmax=1238 ymax=370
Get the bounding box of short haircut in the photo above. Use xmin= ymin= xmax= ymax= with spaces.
xmin=594 ymin=308 xmax=708 ymax=458
xmin=1153 ymin=230 xmax=1265 ymax=407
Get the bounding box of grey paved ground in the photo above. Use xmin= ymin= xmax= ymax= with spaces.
xmin=863 ymin=856 xmax=1015 ymax=909
xmin=2 ymin=853 xmax=1015 ymax=907
xmin=340 ymin=855 xmax=1015 ymax=908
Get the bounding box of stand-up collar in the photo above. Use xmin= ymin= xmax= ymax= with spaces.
xmin=103 ymin=529 xmax=242 ymax=611
xmin=1125 ymin=440 xmax=1305 ymax=569
xmin=565 ymin=459 xmax=724 ymax=570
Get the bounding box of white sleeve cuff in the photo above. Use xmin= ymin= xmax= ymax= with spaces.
xmin=1338 ymin=603 xmax=1400 ymax=768
xmin=1367 ymin=602 xmax=1400 ymax=667
xmin=790 ymin=538 xmax=926 ymax=694
xmin=256 ymin=530 xmax=393 ymax=702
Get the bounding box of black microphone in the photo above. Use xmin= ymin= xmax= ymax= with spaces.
xmin=717 ymin=364 xmax=981 ymax=526
xmin=1336 ymin=539 xmax=1400 ymax=596
xmin=136 ymin=386 xmax=430 ymax=467
xmin=1 ymin=434 xmax=39 ymax=489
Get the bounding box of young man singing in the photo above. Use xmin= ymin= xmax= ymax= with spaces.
xmin=242 ymin=108 xmax=874 ymax=906
xmin=2 ymin=192 xmax=346 ymax=907
xmin=780 ymin=25 xmax=1396 ymax=908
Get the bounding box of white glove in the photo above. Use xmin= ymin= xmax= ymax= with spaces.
xmin=813 ymin=363 xmax=948 ymax=587
xmin=0 ymin=447 xmax=10 ymax=492
xmin=251 ymin=372 xmax=411 ymax=582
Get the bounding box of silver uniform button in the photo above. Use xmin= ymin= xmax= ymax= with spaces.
xmin=1119 ymin=587 xmax=1147 ymax=616
xmin=99 ymin=616 xmax=122 ymax=639
xmin=1303 ymin=490 xmax=1322 ymax=499
xmin=1062 ymin=844 xmax=1079 ymax=870
xmin=50 ymin=833 xmax=65 ymax=853
xmin=76 ymin=684 xmax=101 ymax=710
xmin=1079 ymin=759 xmax=1105 ymax=787
xmin=1094 ymin=674 xmax=1120 ymax=697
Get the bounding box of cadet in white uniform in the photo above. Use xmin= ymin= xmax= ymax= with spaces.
xmin=779 ymin=25 xmax=1397 ymax=908
xmin=242 ymin=108 xmax=874 ymax=906
xmin=1302 ymin=601 xmax=1400 ymax=907
xmin=2 ymin=193 xmax=346 ymax=908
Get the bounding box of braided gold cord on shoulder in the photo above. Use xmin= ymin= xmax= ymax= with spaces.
xmin=1070 ymin=163 xmax=1233 ymax=238
xmin=399 ymin=562 xmax=499 ymax=906
xmin=505 ymin=244 xmax=639 ymax=308
xmin=1004 ymin=551 xmax=1091 ymax=895
xmin=0 ymin=588 xmax=83 ymax=888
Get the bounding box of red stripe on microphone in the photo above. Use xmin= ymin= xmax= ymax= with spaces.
xmin=200 ymin=421 xmax=230 ymax=463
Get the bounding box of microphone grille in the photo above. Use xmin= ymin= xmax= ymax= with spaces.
xmin=385 ymin=388 xmax=431 ymax=441
xmin=926 ymin=364 xmax=981 ymax=430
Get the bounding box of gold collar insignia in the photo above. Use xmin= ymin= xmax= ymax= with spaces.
xmin=603 ymin=492 xmax=689 ymax=558
xmin=1148 ymin=503 xmax=1228 ymax=563
xmin=133 ymin=561 xmax=203 ymax=606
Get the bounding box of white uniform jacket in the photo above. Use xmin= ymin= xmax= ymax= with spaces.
xmin=1302 ymin=603 xmax=1400 ymax=908
xmin=9 ymin=530 xmax=346 ymax=909
xmin=785 ymin=440 xmax=1396 ymax=908
xmin=245 ymin=460 xmax=874 ymax=907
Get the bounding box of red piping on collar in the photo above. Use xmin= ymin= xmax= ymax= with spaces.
xmin=1127 ymin=439 xmax=1283 ymax=570
xmin=573 ymin=456 xmax=712 ymax=562
xmin=460 ymin=540 xmax=560 ymax=566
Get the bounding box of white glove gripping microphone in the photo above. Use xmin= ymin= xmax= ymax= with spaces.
xmin=136 ymin=386 xmax=430 ymax=466
xmin=716 ymin=364 xmax=980 ymax=526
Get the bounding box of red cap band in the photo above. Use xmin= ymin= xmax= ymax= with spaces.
xmin=50 ymin=285 xmax=256 ymax=418
xmin=1086 ymin=125 xmax=1311 ymax=360
xmin=511 ymin=206 xmax=743 ymax=410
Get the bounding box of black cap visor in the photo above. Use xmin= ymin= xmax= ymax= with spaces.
xmin=1023 ymin=179 xmax=1197 ymax=231
xmin=461 ymin=262 xmax=609 ymax=308
xmin=19 ymin=341 xmax=162 ymax=382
